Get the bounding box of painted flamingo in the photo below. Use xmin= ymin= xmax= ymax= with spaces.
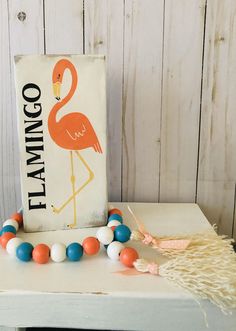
xmin=48 ymin=58 xmax=102 ymax=228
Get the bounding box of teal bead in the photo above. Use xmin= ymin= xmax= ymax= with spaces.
xmin=16 ymin=242 xmax=34 ymax=262
xmin=66 ymin=243 xmax=83 ymax=261
xmin=0 ymin=229 xmax=2 ymax=236
xmin=108 ymin=214 xmax=123 ymax=223
xmin=114 ymin=224 xmax=131 ymax=243
xmin=2 ymin=225 xmax=17 ymax=235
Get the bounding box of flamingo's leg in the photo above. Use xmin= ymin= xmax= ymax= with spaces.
xmin=69 ymin=151 xmax=77 ymax=228
xmin=52 ymin=151 xmax=94 ymax=217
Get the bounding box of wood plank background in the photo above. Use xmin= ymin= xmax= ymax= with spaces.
xmin=0 ymin=0 xmax=236 ymax=239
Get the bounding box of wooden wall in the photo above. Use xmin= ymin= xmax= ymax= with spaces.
xmin=0 ymin=0 xmax=236 ymax=239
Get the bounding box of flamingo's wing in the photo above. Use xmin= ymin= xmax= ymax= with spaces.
xmin=63 ymin=113 xmax=103 ymax=153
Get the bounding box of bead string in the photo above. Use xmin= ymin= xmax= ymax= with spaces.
xmin=0 ymin=208 xmax=139 ymax=267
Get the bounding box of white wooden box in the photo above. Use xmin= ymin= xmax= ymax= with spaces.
xmin=14 ymin=55 xmax=107 ymax=232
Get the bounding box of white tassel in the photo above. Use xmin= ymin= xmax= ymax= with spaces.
xmin=134 ymin=256 xmax=236 ymax=313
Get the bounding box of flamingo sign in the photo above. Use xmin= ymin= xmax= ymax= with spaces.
xmin=14 ymin=55 xmax=107 ymax=232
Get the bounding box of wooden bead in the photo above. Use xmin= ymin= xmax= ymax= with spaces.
xmin=108 ymin=208 xmax=122 ymax=216
xmin=32 ymin=244 xmax=50 ymax=264
xmin=6 ymin=237 xmax=23 ymax=257
xmin=0 ymin=232 xmax=16 ymax=249
xmin=107 ymin=241 xmax=124 ymax=260
xmin=51 ymin=243 xmax=66 ymax=263
xmin=16 ymin=242 xmax=34 ymax=262
xmin=96 ymin=227 xmax=114 ymax=245
xmin=107 ymin=220 xmax=121 ymax=228
xmin=119 ymin=247 xmax=139 ymax=268
xmin=10 ymin=212 xmax=23 ymax=226
xmin=82 ymin=237 xmax=100 ymax=255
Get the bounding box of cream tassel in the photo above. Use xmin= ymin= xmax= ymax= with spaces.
xmin=131 ymin=225 xmax=235 ymax=259
xmin=134 ymin=256 xmax=236 ymax=313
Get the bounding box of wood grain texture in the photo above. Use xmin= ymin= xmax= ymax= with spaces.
xmin=0 ymin=0 xmax=17 ymax=222
xmin=44 ymin=0 xmax=83 ymax=54
xmin=84 ymin=0 xmax=124 ymax=201
xmin=1 ymin=0 xmax=45 ymax=223
xmin=197 ymin=0 xmax=236 ymax=238
xmin=159 ymin=0 xmax=206 ymax=202
xmin=122 ymin=0 xmax=164 ymax=202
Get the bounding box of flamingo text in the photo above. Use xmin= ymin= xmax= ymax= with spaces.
xmin=22 ymin=83 xmax=46 ymax=210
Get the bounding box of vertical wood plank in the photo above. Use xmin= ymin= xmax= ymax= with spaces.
xmin=122 ymin=0 xmax=164 ymax=202
xmin=8 ymin=0 xmax=44 ymax=54
xmin=197 ymin=0 xmax=236 ymax=237
xmin=0 ymin=0 xmax=17 ymax=221
xmin=84 ymin=0 xmax=124 ymax=201
xmin=44 ymin=0 xmax=83 ymax=54
xmin=5 ymin=0 xmax=44 ymax=220
xmin=159 ymin=0 xmax=206 ymax=202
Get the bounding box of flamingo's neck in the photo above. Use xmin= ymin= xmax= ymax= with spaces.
xmin=48 ymin=62 xmax=78 ymax=133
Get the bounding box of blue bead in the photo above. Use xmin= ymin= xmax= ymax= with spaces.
xmin=0 ymin=229 xmax=2 ymax=236
xmin=108 ymin=214 xmax=123 ymax=223
xmin=66 ymin=243 xmax=83 ymax=261
xmin=2 ymin=225 xmax=17 ymax=235
xmin=16 ymin=242 xmax=34 ymax=262
xmin=114 ymin=224 xmax=131 ymax=243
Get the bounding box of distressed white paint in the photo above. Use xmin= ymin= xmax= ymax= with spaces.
xmin=159 ymin=0 xmax=206 ymax=202
xmin=197 ymin=0 xmax=236 ymax=237
xmin=84 ymin=0 xmax=124 ymax=201
xmin=45 ymin=0 xmax=83 ymax=54
xmin=0 ymin=0 xmax=17 ymax=219
xmin=122 ymin=0 xmax=163 ymax=202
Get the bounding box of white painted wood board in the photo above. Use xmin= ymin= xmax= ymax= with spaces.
xmin=84 ymin=0 xmax=124 ymax=201
xmin=44 ymin=0 xmax=83 ymax=54
xmin=0 ymin=203 xmax=235 ymax=331
xmin=159 ymin=0 xmax=206 ymax=203
xmin=122 ymin=0 xmax=163 ymax=202
xmin=197 ymin=0 xmax=236 ymax=238
xmin=0 ymin=0 xmax=18 ymax=219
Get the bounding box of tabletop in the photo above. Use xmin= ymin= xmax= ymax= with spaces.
xmin=0 ymin=202 xmax=235 ymax=331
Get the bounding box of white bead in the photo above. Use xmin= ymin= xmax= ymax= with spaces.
xmin=107 ymin=241 xmax=125 ymax=260
xmin=107 ymin=220 xmax=121 ymax=228
xmin=51 ymin=243 xmax=66 ymax=263
xmin=96 ymin=226 xmax=114 ymax=245
xmin=3 ymin=219 xmax=19 ymax=232
xmin=6 ymin=237 xmax=23 ymax=257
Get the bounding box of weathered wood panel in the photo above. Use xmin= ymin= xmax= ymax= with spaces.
xmin=197 ymin=0 xmax=236 ymax=238
xmin=44 ymin=0 xmax=83 ymax=54
xmin=122 ymin=0 xmax=163 ymax=202
xmin=159 ymin=0 xmax=206 ymax=202
xmin=84 ymin=0 xmax=124 ymax=201
xmin=0 ymin=0 xmax=17 ymax=220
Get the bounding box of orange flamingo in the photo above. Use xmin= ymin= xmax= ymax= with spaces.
xmin=48 ymin=59 xmax=103 ymax=228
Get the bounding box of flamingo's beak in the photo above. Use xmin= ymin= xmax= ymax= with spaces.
xmin=53 ymin=82 xmax=61 ymax=101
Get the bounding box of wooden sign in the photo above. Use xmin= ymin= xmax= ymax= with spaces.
xmin=14 ymin=55 xmax=107 ymax=232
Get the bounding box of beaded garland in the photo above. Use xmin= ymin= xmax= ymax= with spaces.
xmin=0 ymin=208 xmax=139 ymax=267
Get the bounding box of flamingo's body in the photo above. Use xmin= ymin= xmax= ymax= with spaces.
xmin=48 ymin=58 xmax=102 ymax=228
xmin=48 ymin=112 xmax=102 ymax=153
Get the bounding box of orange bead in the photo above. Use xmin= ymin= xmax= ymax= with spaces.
xmin=32 ymin=244 xmax=50 ymax=264
xmin=10 ymin=212 xmax=23 ymax=226
xmin=120 ymin=247 xmax=139 ymax=268
xmin=0 ymin=232 xmax=16 ymax=249
xmin=82 ymin=237 xmax=100 ymax=255
xmin=108 ymin=208 xmax=122 ymax=216
xmin=111 ymin=226 xmax=116 ymax=231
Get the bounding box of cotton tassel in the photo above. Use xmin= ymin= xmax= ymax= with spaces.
xmin=134 ymin=257 xmax=236 ymax=313
xmin=131 ymin=225 xmax=235 ymax=259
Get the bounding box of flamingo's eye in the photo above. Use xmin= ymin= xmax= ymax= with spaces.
xmin=57 ymin=74 xmax=61 ymax=80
